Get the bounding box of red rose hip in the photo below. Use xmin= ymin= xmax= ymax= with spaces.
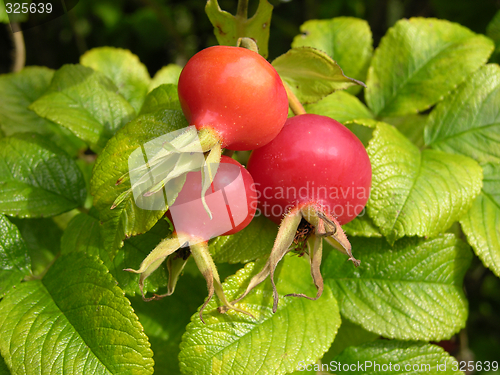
xmin=178 ymin=46 xmax=289 ymax=151
xmin=248 ymin=114 xmax=372 ymax=225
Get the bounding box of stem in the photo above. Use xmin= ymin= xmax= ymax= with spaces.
xmin=236 ymin=0 xmax=249 ymax=19
xmin=9 ymin=23 xmax=25 ymax=72
xmin=284 ymin=82 xmax=306 ymax=116
xmin=190 ymin=241 xmax=254 ymax=322
xmin=237 ymin=37 xmax=259 ymax=53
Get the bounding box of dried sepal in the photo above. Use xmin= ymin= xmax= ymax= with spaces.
xmin=124 ymin=236 xmax=184 ymax=300
xmin=190 ymin=241 xmax=254 ymax=323
xmin=166 ymin=249 xmax=190 ymax=295
xmin=269 ymin=207 xmax=303 ymax=312
xmin=285 ymin=234 xmax=324 ymax=301
xmin=231 ymin=207 xmax=303 ymax=312
xmin=144 ymin=249 xmax=191 ymax=302
xmin=301 ymin=204 xmax=359 ymax=266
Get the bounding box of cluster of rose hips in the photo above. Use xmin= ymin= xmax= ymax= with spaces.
xmin=126 ymin=44 xmax=372 ymax=322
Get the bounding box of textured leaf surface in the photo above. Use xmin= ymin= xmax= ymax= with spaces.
xmin=0 ymin=67 xmax=53 ymax=133
xmin=460 ymin=162 xmax=500 ymax=277
xmin=60 ymin=210 xmax=108 ymax=260
xmin=0 ymin=67 xmax=83 ymax=156
xmin=323 ymin=319 xmax=379 ymax=361
xmin=366 ymin=18 xmax=494 ymax=117
xmin=425 ymin=64 xmax=500 ymax=163
xmin=367 ymin=122 xmax=483 ymax=242
xmin=384 ymin=114 xmax=427 ymax=148
xmin=30 ymin=64 xmax=136 ymax=152
xmin=149 ymin=64 xmax=182 ymax=91
xmin=0 ymin=252 xmax=154 ymax=375
xmin=91 ymin=108 xmax=187 ymax=257
xmin=61 ymin=211 xmax=172 ymax=296
xmin=0 ymin=134 xmax=86 ymax=218
xmin=0 ymin=214 xmax=31 ymax=298
xmin=323 ymin=234 xmax=472 ymax=341
xmin=273 ymin=47 xmax=363 ymax=104
xmin=209 ymin=215 xmax=277 ymax=263
xmin=331 ymin=341 xmax=463 ymax=374
xmin=304 ymin=91 xmax=373 ymax=124
xmin=205 ymin=0 xmax=273 ymax=58
xmin=80 ymin=47 xmax=151 ymax=113
xmin=292 ymin=17 xmax=372 ymax=95
xmin=139 ymin=84 xmax=181 ymax=115
xmin=179 ymin=255 xmax=340 ymax=375
xmin=8 ymin=217 xmax=62 ymax=276
xmin=342 ymin=214 xmax=382 ymax=238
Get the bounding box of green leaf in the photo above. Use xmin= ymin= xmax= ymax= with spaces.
xmin=110 ymin=219 xmax=172 ymax=296
xmin=0 ymin=252 xmax=154 ymax=374
xmin=342 ymin=214 xmax=382 ymax=238
xmin=425 ymin=64 xmax=500 ymax=164
xmin=8 ymin=217 xmax=62 ymax=277
xmin=0 ymin=214 xmax=31 ymax=298
xmin=130 ymin=270 xmax=207 ymax=374
xmin=90 ymin=109 xmax=188 ymax=258
xmin=205 ymin=0 xmax=273 ymax=58
xmin=366 ymin=18 xmax=494 ymax=117
xmin=140 ymin=84 xmax=181 ymax=115
xmin=0 ymin=1 xmax=8 ymax=23
xmin=292 ymin=17 xmax=373 ymax=95
xmin=61 ymin=211 xmax=172 ymax=296
xmin=343 ymin=118 xmax=377 ymax=148
xmin=149 ymin=64 xmax=182 ymax=91
xmin=0 ymin=133 xmax=87 ymax=218
xmin=0 ymin=67 xmax=84 ymax=156
xmin=305 ymin=91 xmax=373 ymax=124
xmin=384 ymin=114 xmax=427 ymax=149
xmin=60 ymin=210 xmax=108 ymax=260
xmin=367 ymin=122 xmax=483 ymax=242
xmin=322 ymin=319 xmax=379 ymax=361
xmin=179 ymin=254 xmax=340 ymax=375
xmin=460 ymin=162 xmax=500 ymax=278
xmin=323 ymin=234 xmax=472 ymax=341
xmin=330 ymin=341 xmax=463 ymax=374
xmin=209 ymin=215 xmax=277 ymax=263
xmin=273 ymin=47 xmax=364 ymax=104
xmin=30 ymin=64 xmax=136 ymax=153
xmin=0 ymin=67 xmax=53 ymax=132
xmin=482 ymin=162 xmax=500 ymax=207
xmin=80 ymin=47 xmax=151 ymax=113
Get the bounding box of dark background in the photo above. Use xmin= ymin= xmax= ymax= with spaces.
xmin=1 ymin=0 xmax=499 ymax=74
xmin=1 ymin=0 xmax=500 ymax=372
